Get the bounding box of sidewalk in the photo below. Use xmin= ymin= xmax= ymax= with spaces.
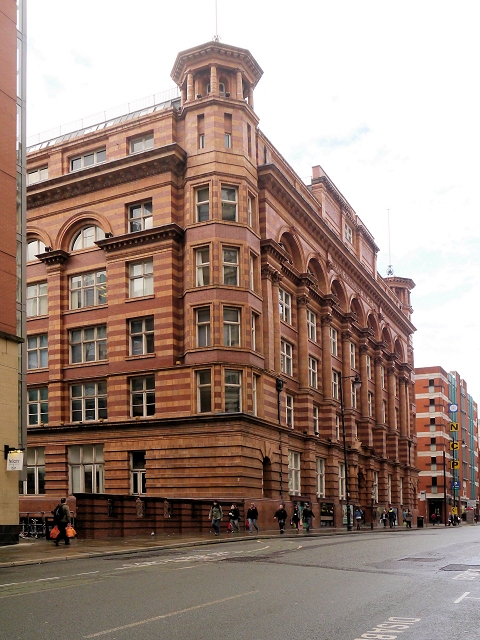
xmin=0 ymin=524 xmax=423 ymax=569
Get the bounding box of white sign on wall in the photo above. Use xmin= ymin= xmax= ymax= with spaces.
xmin=6 ymin=451 xmax=24 ymax=471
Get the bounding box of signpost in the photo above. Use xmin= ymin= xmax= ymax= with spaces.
xmin=449 ymin=403 xmax=459 ymax=521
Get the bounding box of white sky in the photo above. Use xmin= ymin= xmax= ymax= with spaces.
xmin=27 ymin=1 xmax=480 ymax=401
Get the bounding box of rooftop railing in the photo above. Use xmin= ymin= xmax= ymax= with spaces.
xmin=27 ymin=87 xmax=181 ymax=151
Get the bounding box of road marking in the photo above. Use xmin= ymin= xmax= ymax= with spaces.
xmin=0 ymin=571 xmax=99 ymax=590
xmin=35 ymin=577 xmax=60 ymax=582
xmin=452 ymin=569 xmax=480 ymax=581
xmin=454 ymin=591 xmax=480 ymax=603
xmin=352 ymin=616 xmax=421 ymax=639
xmin=454 ymin=592 xmax=470 ymax=603
xmin=83 ymin=589 xmax=259 ymax=637
xmin=247 ymin=545 xmax=269 ymax=552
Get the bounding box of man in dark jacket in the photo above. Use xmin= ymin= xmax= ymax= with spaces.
xmin=52 ymin=497 xmax=71 ymax=546
xmin=302 ymin=503 xmax=315 ymax=533
xmin=274 ymin=503 xmax=288 ymax=534
xmin=246 ymin=503 xmax=259 ymax=533
xmin=228 ymin=504 xmax=240 ymax=532
xmin=387 ymin=506 xmax=396 ymax=529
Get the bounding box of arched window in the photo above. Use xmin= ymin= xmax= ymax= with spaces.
xmin=71 ymin=225 xmax=105 ymax=251
xmin=27 ymin=239 xmax=46 ymax=261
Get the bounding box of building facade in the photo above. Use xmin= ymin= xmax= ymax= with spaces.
xmin=0 ymin=0 xmax=27 ymax=544
xmin=24 ymin=41 xmax=417 ymax=532
xmin=415 ymin=366 xmax=478 ymax=524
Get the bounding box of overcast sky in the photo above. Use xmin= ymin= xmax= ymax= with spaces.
xmin=27 ymin=1 xmax=480 ymax=401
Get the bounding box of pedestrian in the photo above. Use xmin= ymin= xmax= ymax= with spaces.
xmin=354 ymin=507 xmax=363 ymax=530
xmin=291 ymin=505 xmax=300 ymax=530
xmin=209 ymin=501 xmax=223 ymax=536
xmin=430 ymin=512 xmax=437 ymax=526
xmin=381 ymin=509 xmax=387 ymax=527
xmin=274 ymin=503 xmax=288 ymax=534
xmin=405 ymin=509 xmax=412 ymax=528
xmin=387 ymin=506 xmax=396 ymax=529
xmin=246 ymin=503 xmax=259 ymax=534
xmin=52 ymin=497 xmax=71 ymax=546
xmin=228 ymin=503 xmax=240 ymax=532
xmin=302 ymin=502 xmax=315 ymax=533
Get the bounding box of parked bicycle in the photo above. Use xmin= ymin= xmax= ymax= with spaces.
xmin=19 ymin=514 xmax=46 ymax=538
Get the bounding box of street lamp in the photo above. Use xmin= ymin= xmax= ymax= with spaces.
xmin=371 ymin=483 xmax=377 ymax=530
xmin=339 ymin=374 xmax=361 ymax=531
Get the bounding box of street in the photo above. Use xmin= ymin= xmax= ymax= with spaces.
xmin=1 ymin=526 xmax=479 ymax=639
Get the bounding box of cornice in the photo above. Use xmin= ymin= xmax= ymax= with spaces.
xmin=27 ymin=144 xmax=187 ymax=209
xmin=96 ymin=223 xmax=184 ymax=253
xmin=37 ymin=249 xmax=70 ymax=266
xmin=171 ymin=41 xmax=263 ymax=87
xmin=260 ymin=238 xmax=289 ymax=265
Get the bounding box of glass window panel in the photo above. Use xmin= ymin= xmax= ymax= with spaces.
xmin=69 ymin=445 xmax=81 ymax=463
xmin=84 ymin=343 xmax=96 ymax=361
xmin=132 ymin=378 xmax=144 ymax=392
xmin=26 ymin=468 xmax=35 ymax=494
xmin=28 ymin=404 xmax=38 ymax=424
xmin=39 ymin=350 xmax=48 ymax=368
xmin=84 ymin=466 xmax=93 ymax=492
xmin=38 ymin=468 xmax=45 ymax=494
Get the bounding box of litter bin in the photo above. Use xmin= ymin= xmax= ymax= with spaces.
xmin=417 ymin=516 xmax=424 ymax=528
xmin=45 ymin=517 xmax=54 ymax=540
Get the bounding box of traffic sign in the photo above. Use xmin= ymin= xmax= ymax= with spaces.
xmin=450 ymin=422 xmax=459 ymax=431
xmin=450 ymin=441 xmax=459 ymax=451
xmin=449 ymin=403 xmax=458 ymax=413
xmin=450 ymin=460 xmax=460 ymax=469
xmin=452 ymin=481 xmax=460 ymax=489
xmin=451 ymin=507 xmax=458 ymax=515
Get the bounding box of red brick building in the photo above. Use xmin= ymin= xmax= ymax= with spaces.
xmin=0 ymin=0 xmax=26 ymax=544
xmin=415 ymin=366 xmax=478 ymax=524
xmin=24 ymin=41 xmax=417 ymax=534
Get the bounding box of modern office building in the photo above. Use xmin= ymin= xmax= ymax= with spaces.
xmin=23 ymin=40 xmax=417 ymax=533
xmin=415 ymin=366 xmax=478 ymax=523
xmin=0 ymin=0 xmax=27 ymax=544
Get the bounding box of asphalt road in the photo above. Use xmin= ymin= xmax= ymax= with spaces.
xmin=1 ymin=526 xmax=479 ymax=640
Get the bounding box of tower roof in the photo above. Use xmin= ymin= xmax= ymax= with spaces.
xmin=171 ymin=41 xmax=263 ymax=88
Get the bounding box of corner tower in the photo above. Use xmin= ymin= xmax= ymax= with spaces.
xmin=171 ymin=41 xmax=263 ymax=164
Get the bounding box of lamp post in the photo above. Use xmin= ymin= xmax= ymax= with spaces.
xmin=371 ymin=483 xmax=377 ymax=530
xmin=339 ymin=374 xmax=361 ymax=531
xmin=276 ymin=378 xmax=284 ymax=497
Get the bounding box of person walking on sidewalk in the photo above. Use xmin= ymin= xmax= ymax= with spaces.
xmin=209 ymin=501 xmax=223 ymax=536
xmin=274 ymin=503 xmax=288 ymax=534
xmin=291 ymin=505 xmax=300 ymax=531
xmin=52 ymin=498 xmax=71 ymax=546
xmin=405 ymin=509 xmax=413 ymax=528
xmin=354 ymin=507 xmax=363 ymax=530
xmin=302 ymin=503 xmax=315 ymax=533
xmin=247 ymin=503 xmax=259 ymax=534
xmin=387 ymin=506 xmax=396 ymax=528
xmin=228 ymin=504 xmax=240 ymax=533
xmin=381 ymin=509 xmax=387 ymax=527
